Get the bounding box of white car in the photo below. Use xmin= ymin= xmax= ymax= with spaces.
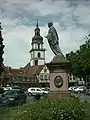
xmin=40 ymin=88 xmax=49 ymax=94
xmin=68 ymin=86 xmax=78 ymax=92
xmin=28 ymin=87 xmax=44 ymax=96
xmin=3 ymin=87 xmax=12 ymax=91
xmin=74 ymin=86 xmax=86 ymax=93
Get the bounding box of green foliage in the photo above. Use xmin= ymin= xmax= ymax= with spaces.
xmin=66 ymin=36 xmax=90 ymax=78
xmin=83 ymin=102 xmax=90 ymax=120
xmin=5 ymin=98 xmax=85 ymax=120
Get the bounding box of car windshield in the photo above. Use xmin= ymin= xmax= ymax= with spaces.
xmin=41 ymin=88 xmax=47 ymax=91
xmin=4 ymin=89 xmax=19 ymax=95
xmin=37 ymin=89 xmax=41 ymax=91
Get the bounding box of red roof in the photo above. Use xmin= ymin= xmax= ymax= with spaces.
xmin=11 ymin=69 xmax=26 ymax=76
xmin=4 ymin=67 xmax=26 ymax=78
xmin=4 ymin=65 xmax=45 ymax=78
xmin=26 ymin=65 xmax=44 ymax=75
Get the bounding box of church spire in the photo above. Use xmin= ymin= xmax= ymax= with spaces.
xmin=35 ymin=20 xmax=40 ymax=36
xmin=30 ymin=21 xmax=45 ymax=66
xmin=32 ymin=21 xmax=43 ymax=42
xmin=36 ymin=20 xmax=38 ymax=28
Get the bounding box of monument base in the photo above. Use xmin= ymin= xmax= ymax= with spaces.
xmin=48 ymin=91 xmax=70 ymax=100
xmin=46 ymin=55 xmax=70 ymax=100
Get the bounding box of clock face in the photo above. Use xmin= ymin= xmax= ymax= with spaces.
xmin=54 ymin=76 xmax=63 ymax=88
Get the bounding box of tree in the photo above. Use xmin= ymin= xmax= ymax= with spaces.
xmin=66 ymin=34 xmax=90 ymax=84
xmin=0 ymin=23 xmax=5 ymax=75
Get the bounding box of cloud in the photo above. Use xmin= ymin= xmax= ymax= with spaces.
xmin=0 ymin=0 xmax=90 ymax=68
xmin=3 ymin=20 xmax=34 ymax=67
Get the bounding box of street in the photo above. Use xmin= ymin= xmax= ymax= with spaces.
xmin=27 ymin=93 xmax=90 ymax=103
xmin=71 ymin=93 xmax=90 ymax=102
xmin=79 ymin=93 xmax=90 ymax=102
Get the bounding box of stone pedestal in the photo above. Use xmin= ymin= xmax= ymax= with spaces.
xmin=46 ymin=55 xmax=70 ymax=99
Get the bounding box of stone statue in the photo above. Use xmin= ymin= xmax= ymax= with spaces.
xmin=45 ymin=22 xmax=63 ymax=56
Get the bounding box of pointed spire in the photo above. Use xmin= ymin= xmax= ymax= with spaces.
xmin=36 ymin=20 xmax=38 ymax=28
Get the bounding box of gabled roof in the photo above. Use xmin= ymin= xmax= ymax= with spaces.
xmin=26 ymin=65 xmax=44 ymax=75
xmin=24 ymin=62 xmax=30 ymax=70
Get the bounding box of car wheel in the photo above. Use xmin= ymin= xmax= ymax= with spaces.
xmin=78 ymin=91 xmax=81 ymax=94
xmin=28 ymin=92 xmax=32 ymax=96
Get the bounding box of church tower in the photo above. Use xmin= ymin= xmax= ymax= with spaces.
xmin=29 ymin=21 xmax=45 ymax=66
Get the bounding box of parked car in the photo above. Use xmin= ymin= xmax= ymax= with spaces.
xmin=40 ymin=88 xmax=49 ymax=94
xmin=3 ymin=86 xmax=12 ymax=91
xmin=0 ymin=88 xmax=5 ymax=104
xmin=0 ymin=88 xmax=27 ymax=107
xmin=0 ymin=87 xmax=8 ymax=98
xmin=74 ymin=86 xmax=86 ymax=93
xmin=28 ymin=87 xmax=44 ymax=96
xmin=68 ymin=86 xmax=78 ymax=92
xmin=0 ymin=87 xmax=5 ymax=94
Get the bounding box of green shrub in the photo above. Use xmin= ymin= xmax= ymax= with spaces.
xmin=5 ymin=98 xmax=85 ymax=120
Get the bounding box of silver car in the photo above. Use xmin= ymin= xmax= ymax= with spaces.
xmin=74 ymin=86 xmax=86 ymax=93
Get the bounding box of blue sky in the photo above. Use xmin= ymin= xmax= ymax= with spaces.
xmin=0 ymin=0 xmax=90 ymax=68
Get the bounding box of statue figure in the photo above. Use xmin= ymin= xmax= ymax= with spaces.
xmin=45 ymin=22 xmax=63 ymax=56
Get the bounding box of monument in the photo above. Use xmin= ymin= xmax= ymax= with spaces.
xmin=45 ymin=22 xmax=70 ymax=99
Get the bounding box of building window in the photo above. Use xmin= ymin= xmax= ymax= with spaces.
xmin=40 ymin=75 xmax=43 ymax=80
xmin=44 ymin=75 xmax=47 ymax=80
xmin=38 ymin=44 xmax=40 ymax=49
xmin=38 ymin=52 xmax=41 ymax=58
xmin=44 ymin=69 xmax=47 ymax=72
xmin=35 ymin=60 xmax=38 ymax=65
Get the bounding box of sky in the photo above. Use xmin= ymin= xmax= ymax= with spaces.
xmin=0 ymin=0 xmax=90 ymax=68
